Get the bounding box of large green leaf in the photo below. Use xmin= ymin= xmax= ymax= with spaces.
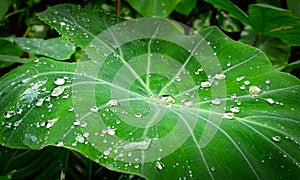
xmin=0 ymin=4 xmax=300 ymax=179
xmin=127 ymin=0 xmax=181 ymax=17
xmin=174 ymin=0 xmax=197 ymax=15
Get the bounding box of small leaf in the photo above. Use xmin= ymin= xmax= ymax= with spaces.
xmin=174 ymin=0 xmax=197 ymax=15
xmin=248 ymin=4 xmax=300 ymax=46
xmin=205 ymin=0 xmax=250 ymax=25
xmin=127 ymin=0 xmax=181 ymax=17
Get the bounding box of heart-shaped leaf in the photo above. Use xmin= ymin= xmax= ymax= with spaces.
xmin=0 ymin=4 xmax=299 ymax=179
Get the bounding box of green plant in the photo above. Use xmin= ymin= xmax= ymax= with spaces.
xmin=0 ymin=1 xmax=299 ymax=179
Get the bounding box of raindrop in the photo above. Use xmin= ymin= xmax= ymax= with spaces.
xmin=60 ymin=22 xmax=66 ymax=26
xmin=214 ymin=73 xmax=226 ymax=80
xmin=107 ymin=128 xmax=116 ymax=136
xmin=211 ymin=99 xmax=221 ymax=105
xmin=249 ymin=86 xmax=261 ymax=96
xmin=54 ymin=78 xmax=65 ymax=85
xmin=13 ymin=120 xmax=22 ymax=127
xmin=75 ymin=135 xmax=85 ymax=143
xmin=210 ymin=167 xmax=216 ymax=172
xmin=265 ymin=79 xmax=271 ymax=84
xmin=265 ymin=98 xmax=275 ymax=104
xmin=51 ymin=86 xmax=67 ymax=97
xmin=200 ymin=81 xmax=211 ymax=88
xmin=56 ymin=142 xmax=64 ymax=147
xmin=240 ymin=85 xmax=246 ymax=90
xmin=156 ymin=161 xmax=164 ymax=170
xmin=68 ymin=106 xmax=74 ymax=112
xmin=106 ymin=98 xmax=119 ymax=107
xmin=103 ymin=149 xmax=110 ymax=156
xmin=160 ymin=95 xmax=176 ymax=107
xmin=236 ymin=76 xmax=245 ymax=82
xmin=36 ymin=98 xmax=45 ymax=106
xmin=183 ymin=100 xmax=194 ymax=107
xmin=223 ymin=112 xmax=234 ymax=120
xmin=83 ymin=132 xmax=89 ymax=138
xmin=244 ymin=80 xmax=250 ymax=85
xmin=230 ymin=106 xmax=240 ymax=113
xmin=90 ymin=106 xmax=99 ymax=112
xmin=135 ymin=113 xmax=142 ymax=118
xmin=272 ymin=136 xmax=281 ymax=142
xmin=46 ymin=118 xmax=58 ymax=128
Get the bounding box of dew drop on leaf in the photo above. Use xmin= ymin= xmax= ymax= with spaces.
xmin=230 ymin=106 xmax=240 ymax=113
xmin=223 ymin=112 xmax=234 ymax=120
xmin=51 ymin=86 xmax=67 ymax=97
xmin=183 ymin=100 xmax=194 ymax=107
xmin=265 ymin=98 xmax=275 ymax=104
xmin=90 ymin=106 xmax=99 ymax=112
xmin=211 ymin=99 xmax=221 ymax=105
xmin=236 ymin=76 xmax=245 ymax=82
xmin=214 ymin=73 xmax=226 ymax=80
xmin=106 ymin=98 xmax=119 ymax=107
xmin=200 ymin=81 xmax=211 ymax=88
xmin=160 ymin=95 xmax=176 ymax=107
xmin=75 ymin=134 xmax=85 ymax=143
xmin=156 ymin=161 xmax=164 ymax=170
xmin=54 ymin=78 xmax=65 ymax=85
xmin=103 ymin=149 xmax=110 ymax=156
xmin=249 ymin=86 xmax=261 ymax=96
xmin=272 ymin=136 xmax=281 ymax=142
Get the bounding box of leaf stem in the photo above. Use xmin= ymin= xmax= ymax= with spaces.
xmin=116 ymin=0 xmax=121 ymax=17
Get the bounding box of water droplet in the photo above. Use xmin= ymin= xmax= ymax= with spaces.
xmin=51 ymin=86 xmax=67 ymax=97
xmin=211 ymin=99 xmax=221 ymax=105
xmin=244 ymin=80 xmax=250 ymax=85
xmin=75 ymin=135 xmax=85 ymax=143
xmin=135 ymin=113 xmax=142 ymax=118
xmin=249 ymin=86 xmax=261 ymax=96
xmin=214 ymin=73 xmax=226 ymax=80
xmin=265 ymin=79 xmax=271 ymax=84
xmin=54 ymin=78 xmax=65 ymax=85
xmin=223 ymin=112 xmax=234 ymax=120
xmin=83 ymin=132 xmax=89 ymax=138
xmin=46 ymin=118 xmax=58 ymax=128
xmin=272 ymin=136 xmax=281 ymax=142
xmin=90 ymin=106 xmax=99 ymax=112
xmin=183 ymin=100 xmax=194 ymax=107
xmin=156 ymin=161 xmax=164 ymax=170
xmin=210 ymin=167 xmax=216 ymax=172
xmin=230 ymin=106 xmax=240 ymax=113
xmin=160 ymin=95 xmax=176 ymax=107
xmin=13 ymin=120 xmax=22 ymax=127
xmin=35 ymin=98 xmax=45 ymax=106
xmin=236 ymin=76 xmax=245 ymax=82
xmin=265 ymin=98 xmax=275 ymax=104
xmin=106 ymin=98 xmax=119 ymax=107
xmin=200 ymin=81 xmax=211 ymax=88
xmin=103 ymin=149 xmax=110 ymax=156
xmin=56 ymin=142 xmax=64 ymax=147
xmin=60 ymin=22 xmax=66 ymax=26
xmin=106 ymin=128 xmax=116 ymax=136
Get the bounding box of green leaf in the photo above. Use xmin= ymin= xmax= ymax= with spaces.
xmin=281 ymin=60 xmax=300 ymax=73
xmin=248 ymin=4 xmax=300 ymax=46
xmin=0 ymin=39 xmax=24 ymax=56
xmin=287 ymin=0 xmax=300 ymax=18
xmin=174 ymin=0 xmax=197 ymax=15
xmin=216 ymin=10 xmax=241 ymax=32
xmin=1 ymin=4 xmax=300 ymax=179
xmin=0 ymin=146 xmax=68 ymax=179
xmin=240 ymin=26 xmax=290 ymax=69
xmin=205 ymin=0 xmax=250 ymax=25
xmin=127 ymin=0 xmax=181 ymax=17
xmin=6 ymin=37 xmax=76 ymax=60
xmin=0 ymin=0 xmax=11 ymax=20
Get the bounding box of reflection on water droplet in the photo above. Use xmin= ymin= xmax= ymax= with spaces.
xmin=104 ymin=149 xmax=110 ymax=156
xmin=183 ymin=100 xmax=194 ymax=107
xmin=210 ymin=167 xmax=215 ymax=172
xmin=214 ymin=73 xmax=226 ymax=80
xmin=272 ymin=136 xmax=281 ymax=142
xmin=249 ymin=86 xmax=261 ymax=96
xmin=56 ymin=142 xmax=64 ymax=147
xmin=200 ymin=81 xmax=211 ymax=88
xmin=244 ymin=80 xmax=250 ymax=85
xmin=236 ymin=76 xmax=245 ymax=82
xmin=46 ymin=118 xmax=58 ymax=128
xmin=106 ymin=98 xmax=119 ymax=107
xmin=265 ymin=79 xmax=271 ymax=84
xmin=223 ymin=112 xmax=234 ymax=120
xmin=75 ymin=135 xmax=85 ymax=143
xmin=54 ymin=78 xmax=65 ymax=85
xmin=230 ymin=106 xmax=240 ymax=113
xmin=36 ymin=98 xmax=45 ymax=106
xmin=135 ymin=113 xmax=142 ymax=118
xmin=160 ymin=95 xmax=176 ymax=107
xmin=51 ymin=86 xmax=67 ymax=97
xmin=265 ymin=98 xmax=275 ymax=104
xmin=90 ymin=106 xmax=99 ymax=112
xmin=156 ymin=161 xmax=164 ymax=170
xmin=211 ymin=99 xmax=221 ymax=105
